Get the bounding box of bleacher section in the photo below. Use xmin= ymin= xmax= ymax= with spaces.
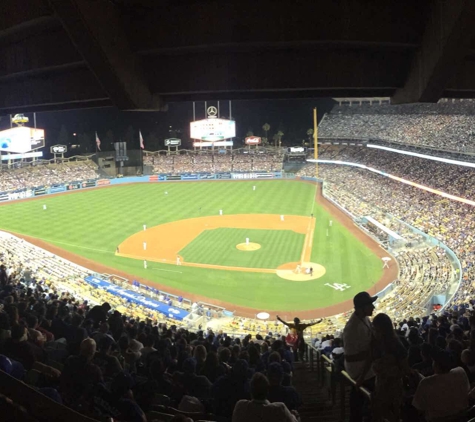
xmin=319 ymin=99 xmax=475 ymax=153
xmin=143 ymin=150 xmax=283 ymax=174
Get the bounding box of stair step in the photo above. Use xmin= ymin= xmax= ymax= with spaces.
xmin=291 ymin=360 xmax=349 ymax=422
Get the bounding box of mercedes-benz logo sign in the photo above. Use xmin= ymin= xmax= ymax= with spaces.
xmin=207 ymin=106 xmax=218 ymax=117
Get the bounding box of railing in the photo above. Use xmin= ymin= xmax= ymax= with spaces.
xmin=0 ymin=154 xmax=95 ymax=169
xmin=307 ymin=343 xmax=371 ymax=422
xmin=0 ymin=369 xmax=98 ymax=422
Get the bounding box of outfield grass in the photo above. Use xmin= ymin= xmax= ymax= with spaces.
xmin=0 ymin=181 xmax=383 ymax=311
xmin=180 ymin=228 xmax=304 ymax=268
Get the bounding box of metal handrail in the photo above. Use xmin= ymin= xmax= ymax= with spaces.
xmin=340 ymin=370 xmax=371 ymax=399
xmin=307 ymin=342 xmax=373 ymax=422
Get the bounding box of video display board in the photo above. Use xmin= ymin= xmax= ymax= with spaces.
xmin=190 ymin=119 xmax=236 ymax=141
xmin=0 ymin=127 xmax=45 ymax=153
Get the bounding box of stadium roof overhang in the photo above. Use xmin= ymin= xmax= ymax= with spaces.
xmin=2 ymin=0 xmax=475 ymax=112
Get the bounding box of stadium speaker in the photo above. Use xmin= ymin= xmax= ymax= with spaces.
xmin=114 ymin=142 xmax=128 ymax=161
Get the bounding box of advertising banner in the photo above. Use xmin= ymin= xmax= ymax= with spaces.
xmin=149 ymin=175 xmax=166 ymax=182
xmin=288 ymin=146 xmax=307 ymax=154
xmin=164 ymin=138 xmax=181 ymax=146
xmin=33 ymin=187 xmax=46 ymax=196
xmin=0 ymin=192 xmax=9 ymax=202
xmin=198 ymin=173 xmax=215 ymax=180
xmin=97 ymin=179 xmax=111 ymax=186
xmin=245 ymin=136 xmax=261 ymax=145
xmin=50 ymin=185 xmax=67 ymax=193
xmin=8 ymin=189 xmax=33 ymax=200
xmin=232 ymin=173 xmax=275 ymax=179
xmin=181 ymin=174 xmax=199 ymax=180
xmin=193 ymin=140 xmax=233 ymax=147
xmin=84 ymin=276 xmax=189 ymax=320
xmin=84 ymin=180 xmax=96 ymax=188
xmin=232 ymin=173 xmax=258 ymax=179
xmin=167 ymin=175 xmax=181 ymax=181
xmin=67 ymin=182 xmax=82 ymax=190
xmin=50 ymin=145 xmax=68 ymax=154
xmin=216 ymin=172 xmax=232 ymax=179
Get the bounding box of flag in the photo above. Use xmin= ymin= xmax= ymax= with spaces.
xmin=95 ymin=132 xmax=101 ymax=151
xmin=139 ymin=130 xmax=144 ymax=149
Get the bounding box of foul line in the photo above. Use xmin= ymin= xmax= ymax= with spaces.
xmin=18 ymin=236 xmax=112 ymax=254
xmin=300 ymin=183 xmax=318 ymax=263
xmin=151 ymin=267 xmax=183 ymax=274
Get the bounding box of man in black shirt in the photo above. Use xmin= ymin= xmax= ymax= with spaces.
xmin=86 ymin=302 xmax=111 ymax=327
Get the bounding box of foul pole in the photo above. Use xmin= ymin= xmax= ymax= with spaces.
xmin=313 ymin=107 xmax=318 ymax=178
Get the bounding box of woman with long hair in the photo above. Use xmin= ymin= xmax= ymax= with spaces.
xmin=371 ymin=313 xmax=408 ymax=422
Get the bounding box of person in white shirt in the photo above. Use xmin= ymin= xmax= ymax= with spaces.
xmin=413 ymin=350 xmax=470 ymax=421
xmin=313 ymin=337 xmax=322 ymax=349
xmin=319 ymin=336 xmax=333 ymax=351
xmin=342 ymin=291 xmax=377 ymax=422
xmin=331 ymin=338 xmax=344 ymax=359
xmin=232 ymin=372 xmax=298 ymax=422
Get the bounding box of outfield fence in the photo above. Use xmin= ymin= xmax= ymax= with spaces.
xmin=0 ymin=171 xmax=287 ymax=203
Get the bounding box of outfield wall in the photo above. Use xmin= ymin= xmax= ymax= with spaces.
xmin=0 ymin=172 xmax=284 ymax=202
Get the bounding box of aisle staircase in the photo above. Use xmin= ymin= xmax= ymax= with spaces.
xmin=292 ymin=348 xmax=354 ymax=422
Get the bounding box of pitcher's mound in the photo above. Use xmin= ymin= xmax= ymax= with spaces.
xmin=276 ymin=261 xmax=326 ymax=281
xmin=236 ymin=242 xmax=261 ymax=251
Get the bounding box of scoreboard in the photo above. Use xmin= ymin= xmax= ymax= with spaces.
xmin=0 ymin=127 xmax=45 ymax=153
xmin=190 ymin=118 xmax=236 ymax=141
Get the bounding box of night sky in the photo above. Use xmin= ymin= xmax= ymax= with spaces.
xmin=0 ymin=98 xmax=335 ymax=157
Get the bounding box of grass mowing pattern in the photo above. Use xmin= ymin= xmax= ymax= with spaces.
xmin=0 ymin=181 xmax=383 ymax=311
xmin=180 ymin=228 xmax=304 ymax=268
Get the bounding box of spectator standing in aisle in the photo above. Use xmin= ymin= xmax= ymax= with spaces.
xmin=276 ymin=315 xmax=322 ymax=362
xmin=342 ymin=291 xmax=377 ymax=422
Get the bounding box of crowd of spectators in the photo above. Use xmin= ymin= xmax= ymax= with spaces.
xmin=337 ymin=293 xmax=475 ymax=422
xmin=0 ymin=160 xmax=99 ymax=193
xmin=143 ymin=151 xmax=283 ymax=174
xmin=0 ymin=232 xmax=304 ymax=422
xmin=296 ymin=162 xmax=475 ymax=328
xmin=315 ymin=145 xmax=475 ymax=200
xmin=319 ymin=99 xmax=475 ymax=153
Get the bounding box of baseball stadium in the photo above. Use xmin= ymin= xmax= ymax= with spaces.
xmin=2 ymin=2 xmax=475 ymax=421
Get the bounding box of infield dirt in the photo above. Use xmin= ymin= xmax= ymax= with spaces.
xmin=116 ymin=214 xmax=312 ymax=271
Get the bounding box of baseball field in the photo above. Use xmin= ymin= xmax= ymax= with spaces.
xmin=0 ymin=180 xmax=393 ymax=317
